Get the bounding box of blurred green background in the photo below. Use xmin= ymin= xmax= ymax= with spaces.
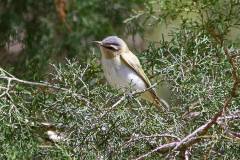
xmin=0 ymin=0 xmax=145 ymax=80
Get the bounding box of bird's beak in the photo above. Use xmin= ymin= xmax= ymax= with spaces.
xmin=92 ymin=41 xmax=102 ymax=45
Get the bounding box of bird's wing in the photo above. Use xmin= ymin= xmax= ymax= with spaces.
xmin=120 ymin=51 xmax=151 ymax=87
xmin=120 ymin=51 xmax=169 ymax=111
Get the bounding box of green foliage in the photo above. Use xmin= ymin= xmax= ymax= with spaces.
xmin=0 ymin=0 xmax=240 ymax=159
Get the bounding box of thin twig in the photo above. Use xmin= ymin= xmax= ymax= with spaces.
xmin=0 ymin=68 xmax=91 ymax=104
xmin=133 ymin=142 xmax=177 ymax=160
xmin=100 ymin=84 xmax=158 ymax=119
xmin=134 ymin=28 xmax=240 ymax=160
xmin=124 ymin=133 xmax=180 ymax=147
xmin=216 ymin=110 xmax=240 ymax=140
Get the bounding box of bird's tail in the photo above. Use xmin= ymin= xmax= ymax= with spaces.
xmin=141 ymin=90 xmax=170 ymax=111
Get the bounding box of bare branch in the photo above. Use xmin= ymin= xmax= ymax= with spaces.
xmin=124 ymin=133 xmax=180 ymax=148
xmin=217 ymin=110 xmax=240 ymax=140
xmin=134 ymin=29 xmax=240 ymax=160
xmin=133 ymin=142 xmax=177 ymax=160
xmin=0 ymin=68 xmax=91 ymax=105
xmin=100 ymin=83 xmax=158 ymax=119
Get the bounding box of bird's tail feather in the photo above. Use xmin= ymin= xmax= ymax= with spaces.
xmin=141 ymin=90 xmax=169 ymax=111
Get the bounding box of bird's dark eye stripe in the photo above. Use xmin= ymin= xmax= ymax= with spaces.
xmin=104 ymin=42 xmax=120 ymax=46
xmin=104 ymin=46 xmax=118 ymax=51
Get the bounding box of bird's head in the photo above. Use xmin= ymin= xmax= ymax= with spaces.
xmin=93 ymin=36 xmax=129 ymax=59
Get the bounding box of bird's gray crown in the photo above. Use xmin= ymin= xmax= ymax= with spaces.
xmin=102 ymin=36 xmax=127 ymax=49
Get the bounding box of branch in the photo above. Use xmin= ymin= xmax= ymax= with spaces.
xmin=0 ymin=68 xmax=68 ymax=91
xmin=99 ymin=83 xmax=158 ymax=119
xmin=133 ymin=142 xmax=177 ymax=160
xmin=217 ymin=110 xmax=240 ymax=140
xmin=217 ymin=110 xmax=240 ymax=122
xmin=0 ymin=68 xmax=91 ymax=104
xmin=124 ymin=133 xmax=180 ymax=148
xmin=173 ymin=25 xmax=240 ymax=154
xmin=134 ymin=29 xmax=240 ymax=160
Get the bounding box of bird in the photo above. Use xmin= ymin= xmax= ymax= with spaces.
xmin=94 ymin=36 xmax=169 ymax=110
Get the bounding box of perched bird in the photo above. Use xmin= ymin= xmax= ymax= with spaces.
xmin=94 ymin=36 xmax=168 ymax=110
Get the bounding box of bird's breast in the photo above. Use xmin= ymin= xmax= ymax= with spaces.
xmin=101 ymin=57 xmax=146 ymax=91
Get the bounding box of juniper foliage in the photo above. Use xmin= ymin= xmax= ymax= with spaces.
xmin=0 ymin=0 xmax=240 ymax=159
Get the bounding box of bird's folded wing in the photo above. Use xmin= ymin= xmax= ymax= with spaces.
xmin=120 ymin=52 xmax=151 ymax=87
xmin=120 ymin=52 xmax=169 ymax=111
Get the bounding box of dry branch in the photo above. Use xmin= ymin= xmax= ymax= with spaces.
xmin=133 ymin=29 xmax=240 ymax=160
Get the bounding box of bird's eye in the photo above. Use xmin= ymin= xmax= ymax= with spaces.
xmin=104 ymin=45 xmax=118 ymax=51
